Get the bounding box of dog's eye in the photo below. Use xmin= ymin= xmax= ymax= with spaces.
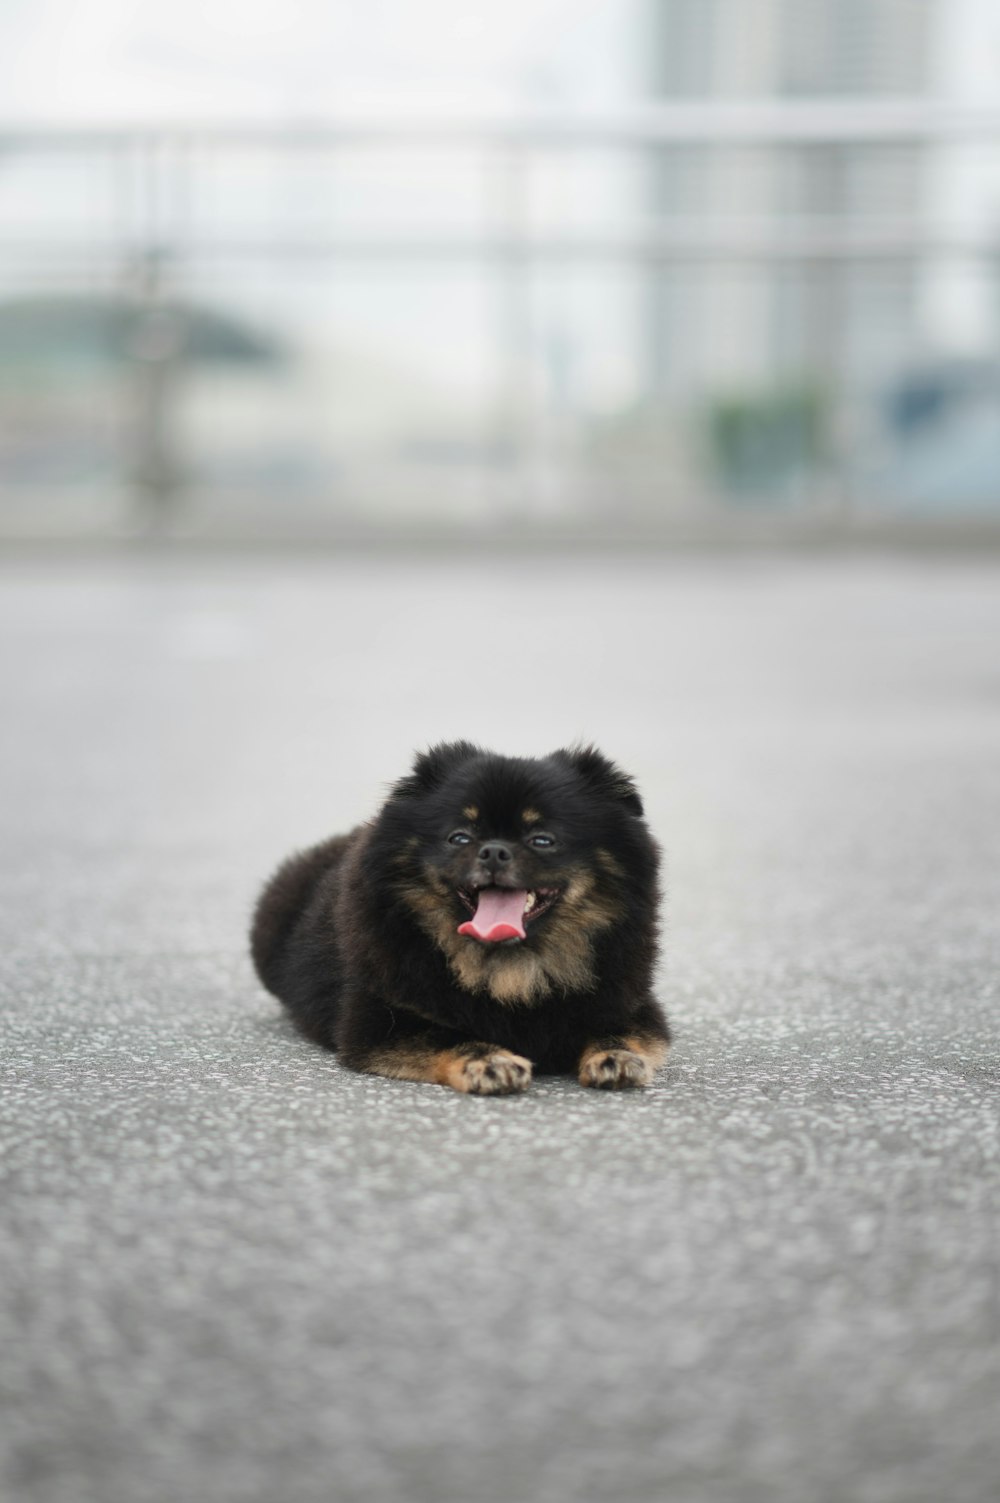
xmin=527 ymin=833 xmax=555 ymax=849
xmin=448 ymin=831 xmax=473 ymax=846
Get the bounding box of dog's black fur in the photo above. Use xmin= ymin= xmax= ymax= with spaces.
xmin=250 ymin=743 xmax=669 ymax=1093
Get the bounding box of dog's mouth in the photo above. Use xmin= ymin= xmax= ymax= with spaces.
xmin=456 ymin=886 xmax=560 ymax=943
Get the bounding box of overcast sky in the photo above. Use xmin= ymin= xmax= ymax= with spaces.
xmin=3 ymin=1 xmax=1000 ymax=123
xmin=0 ymin=0 xmax=641 ymax=120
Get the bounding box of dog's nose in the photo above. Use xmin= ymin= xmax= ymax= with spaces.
xmin=478 ymin=842 xmax=513 ymax=869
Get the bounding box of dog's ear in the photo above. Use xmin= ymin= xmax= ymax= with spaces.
xmin=553 ymin=744 xmax=644 ymax=817
xmin=392 ymin=741 xmax=481 ymax=799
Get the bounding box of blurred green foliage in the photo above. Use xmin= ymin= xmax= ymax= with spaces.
xmin=706 ymin=383 xmax=828 ymax=500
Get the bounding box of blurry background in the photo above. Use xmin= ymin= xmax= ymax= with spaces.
xmin=4 ymin=10 xmax=1000 ymax=1503
xmin=2 ymin=0 xmax=1000 ymax=544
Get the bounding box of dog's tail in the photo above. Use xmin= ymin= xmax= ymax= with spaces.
xmin=249 ymin=834 xmax=353 ymax=997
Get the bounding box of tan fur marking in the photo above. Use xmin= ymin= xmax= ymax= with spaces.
xmin=578 ymin=1034 xmax=670 ymax=1089
xmin=596 ymin=848 xmax=626 ymax=878
xmin=398 ymin=862 xmax=624 ymax=1006
xmin=622 ymin=1034 xmax=670 ymax=1070
xmin=390 ymin=834 xmax=420 ymax=868
xmin=359 ymin=1041 xmax=529 ymax=1093
xmin=434 ymin=1047 xmax=532 ymax=1095
xmin=462 ymin=805 xmax=479 ymax=822
xmin=521 ymin=808 xmax=541 ymax=825
xmin=360 ymin=1040 xmax=442 ymax=1081
xmin=525 ymin=868 xmax=623 ymax=996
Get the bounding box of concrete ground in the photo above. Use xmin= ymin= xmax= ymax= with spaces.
xmin=1 ymin=549 xmax=998 ymax=1503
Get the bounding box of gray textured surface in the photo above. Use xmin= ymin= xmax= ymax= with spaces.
xmin=1 ymin=551 xmax=998 ymax=1503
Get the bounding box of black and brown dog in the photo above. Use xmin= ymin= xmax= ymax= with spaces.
xmin=251 ymin=742 xmax=669 ymax=1094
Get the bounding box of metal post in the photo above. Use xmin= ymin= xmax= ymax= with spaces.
xmin=124 ymin=139 xmax=185 ymax=531
xmin=492 ymin=144 xmax=534 ymax=521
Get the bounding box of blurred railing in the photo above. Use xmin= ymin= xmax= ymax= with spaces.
xmin=2 ymin=102 xmax=1000 ymax=541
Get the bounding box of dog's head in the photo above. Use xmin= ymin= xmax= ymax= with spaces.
xmin=374 ymin=742 xmax=657 ymax=1002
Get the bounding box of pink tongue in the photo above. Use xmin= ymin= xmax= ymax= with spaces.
xmin=458 ymin=888 xmax=528 ymax=943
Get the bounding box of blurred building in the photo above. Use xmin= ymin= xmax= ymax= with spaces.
xmin=0 ymin=0 xmax=998 ymax=539
xmin=646 ymin=0 xmax=932 ymax=396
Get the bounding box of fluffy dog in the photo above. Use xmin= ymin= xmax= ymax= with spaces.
xmin=250 ymin=742 xmax=669 ymax=1094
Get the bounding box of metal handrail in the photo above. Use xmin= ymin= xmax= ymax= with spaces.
xmin=2 ymin=100 xmax=1000 ymax=147
xmin=0 ymin=225 xmax=996 ymax=263
xmin=2 ymin=102 xmax=999 ymax=532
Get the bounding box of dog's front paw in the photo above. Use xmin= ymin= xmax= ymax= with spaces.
xmin=444 ymin=1048 xmax=533 ymax=1096
xmin=579 ymin=1046 xmax=652 ymax=1090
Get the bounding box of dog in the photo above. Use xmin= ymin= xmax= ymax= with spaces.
xmin=250 ymin=742 xmax=669 ymax=1094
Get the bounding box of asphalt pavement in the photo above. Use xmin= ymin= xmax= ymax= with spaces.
xmin=1 ymin=548 xmax=998 ymax=1503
